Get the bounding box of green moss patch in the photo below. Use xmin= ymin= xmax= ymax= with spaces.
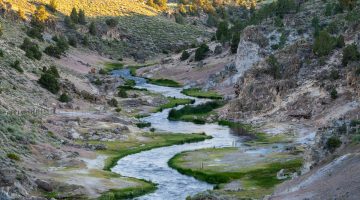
xmin=147 ymin=78 xmax=182 ymax=87
xmin=85 ymin=133 xmax=212 ymax=171
xmin=168 ymin=101 xmax=224 ymax=124
xmin=169 ymin=148 xmax=303 ymax=198
xmin=155 ymin=97 xmax=195 ymax=112
xmin=181 ymin=88 xmax=222 ymax=99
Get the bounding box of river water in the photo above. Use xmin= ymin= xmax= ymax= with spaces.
xmin=110 ymin=70 xmax=252 ymax=199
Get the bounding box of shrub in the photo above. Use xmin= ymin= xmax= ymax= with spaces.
xmin=180 ymin=50 xmax=190 ymax=61
xmin=336 ymin=35 xmax=345 ymax=48
xmin=329 ymin=70 xmax=340 ymax=80
xmin=275 ymin=0 xmax=297 ymax=17
xmin=118 ymin=88 xmax=128 ymax=98
xmin=0 ymin=49 xmax=3 ymax=57
xmin=115 ymin=107 xmax=122 ymax=112
xmin=64 ymin=16 xmax=75 ymax=29
xmin=20 ymin=38 xmax=42 ymax=60
xmin=175 ymin=13 xmax=185 ymax=24
xmin=342 ymin=44 xmax=360 ymax=66
xmin=10 ymin=60 xmax=23 ymax=73
xmin=313 ymin=31 xmax=337 ymax=56
xmin=99 ymin=68 xmax=107 ymax=75
xmin=326 ymin=136 xmax=341 ymax=152
xmin=38 ymin=68 xmax=60 ymax=94
xmin=267 ymin=55 xmax=281 ymax=79
xmin=59 ymin=93 xmax=71 ymax=102
xmin=7 ymin=153 xmax=20 ymax=161
xmin=136 ymin=122 xmax=151 ymax=128
xmin=195 ymin=44 xmax=210 ymax=61
xmin=108 ymin=98 xmax=118 ymax=107
xmin=44 ymin=45 xmax=62 ymax=58
xmin=330 ymin=88 xmax=338 ymax=99
xmin=231 ymin=33 xmax=240 ymax=54
xmin=206 ymin=14 xmax=218 ymax=27
xmin=89 ymin=22 xmax=97 ymax=35
xmin=216 ymin=21 xmax=230 ymax=42
xmin=338 ymin=0 xmax=357 ymax=10
xmin=106 ymin=18 xmax=118 ymax=28
xmin=48 ymin=66 xmax=60 ymax=78
xmin=45 ymin=36 xmax=69 ymax=58
xmin=68 ymin=36 xmax=77 ymax=47
xmin=26 ymin=27 xmax=43 ymax=40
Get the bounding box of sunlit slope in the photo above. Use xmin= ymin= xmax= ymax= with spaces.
xmin=6 ymin=0 xmax=158 ymax=16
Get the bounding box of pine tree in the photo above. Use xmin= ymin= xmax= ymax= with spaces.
xmin=70 ymin=7 xmax=78 ymax=23
xmin=78 ymin=9 xmax=86 ymax=25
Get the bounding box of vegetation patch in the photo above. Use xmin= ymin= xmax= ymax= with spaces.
xmin=169 ymin=148 xmax=303 ymax=198
xmin=85 ymin=133 xmax=212 ymax=171
xmin=181 ymin=88 xmax=222 ymax=99
xmin=136 ymin=122 xmax=151 ymax=128
xmin=104 ymin=62 xmax=124 ymax=73
xmin=98 ymin=179 xmax=156 ymax=200
xmin=168 ymin=101 xmax=224 ymax=124
xmin=147 ymin=78 xmax=182 ymax=87
xmin=155 ymin=97 xmax=195 ymax=112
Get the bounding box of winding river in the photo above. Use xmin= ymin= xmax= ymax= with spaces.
xmin=110 ymin=70 xmax=257 ymax=199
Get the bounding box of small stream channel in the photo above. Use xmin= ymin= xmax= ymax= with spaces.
xmin=110 ymin=69 xmax=273 ymax=200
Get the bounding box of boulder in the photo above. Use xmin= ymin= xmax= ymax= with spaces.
xmin=0 ymin=169 xmax=16 ymax=187
xmin=35 ymin=179 xmax=53 ymax=192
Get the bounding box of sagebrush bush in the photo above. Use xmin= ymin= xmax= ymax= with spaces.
xmin=20 ymin=38 xmax=42 ymax=60
xmin=108 ymin=98 xmax=118 ymax=107
xmin=59 ymin=93 xmax=71 ymax=102
xmin=326 ymin=136 xmax=341 ymax=152
xmin=313 ymin=31 xmax=337 ymax=56
xmin=10 ymin=60 xmax=23 ymax=73
xmin=195 ymin=44 xmax=209 ymax=61
xmin=38 ymin=67 xmax=60 ymax=94
xmin=342 ymin=44 xmax=360 ymax=66
xmin=180 ymin=50 xmax=190 ymax=61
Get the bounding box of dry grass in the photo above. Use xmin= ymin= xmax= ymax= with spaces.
xmin=6 ymin=0 xmax=158 ymax=16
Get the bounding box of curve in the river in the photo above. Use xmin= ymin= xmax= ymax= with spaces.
xmin=110 ymin=70 xmax=245 ymax=200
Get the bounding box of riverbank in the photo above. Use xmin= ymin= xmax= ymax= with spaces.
xmin=169 ymin=147 xmax=303 ymax=199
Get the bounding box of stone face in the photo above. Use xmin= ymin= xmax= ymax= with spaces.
xmin=0 ymin=169 xmax=16 ymax=187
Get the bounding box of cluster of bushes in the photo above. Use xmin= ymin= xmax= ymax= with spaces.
xmin=313 ymin=31 xmax=344 ymax=56
xmin=195 ymin=44 xmax=209 ymax=61
xmin=20 ymin=38 xmax=42 ymax=60
xmin=38 ymin=66 xmax=60 ymax=94
xmin=44 ymin=36 xmax=69 ymax=58
xmin=168 ymin=101 xmax=224 ymax=121
xmin=342 ymin=44 xmax=360 ymax=66
xmin=64 ymin=8 xmax=86 ymax=28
